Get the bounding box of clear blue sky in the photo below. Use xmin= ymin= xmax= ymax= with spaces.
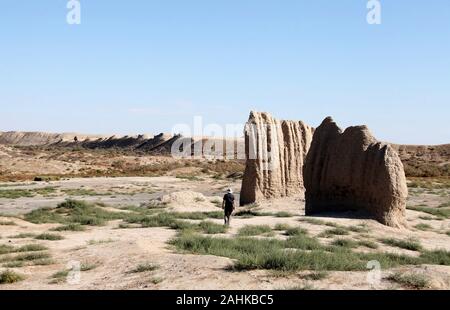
xmin=1 ymin=1 xmax=449 ymax=144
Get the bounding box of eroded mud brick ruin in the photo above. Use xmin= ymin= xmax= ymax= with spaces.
xmin=239 ymin=111 xmax=314 ymax=205
xmin=303 ymin=117 xmax=408 ymax=228
xmin=240 ymin=112 xmax=408 ymax=227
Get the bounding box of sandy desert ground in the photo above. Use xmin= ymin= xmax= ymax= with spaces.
xmin=0 ymin=170 xmax=449 ymax=290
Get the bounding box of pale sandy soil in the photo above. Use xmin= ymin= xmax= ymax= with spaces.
xmin=0 ymin=176 xmax=449 ymax=290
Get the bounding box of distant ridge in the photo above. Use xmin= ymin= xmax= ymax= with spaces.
xmin=0 ymin=131 xmax=245 ymax=158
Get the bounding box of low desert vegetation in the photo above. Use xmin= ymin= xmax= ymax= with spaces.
xmin=319 ymin=227 xmax=350 ymax=238
xmin=414 ymin=223 xmax=433 ymax=231
xmin=129 ymin=262 xmax=159 ymax=273
xmin=273 ymin=211 xmax=294 ymax=218
xmin=407 ymin=205 xmax=450 ymax=219
xmin=330 ymin=238 xmax=358 ymax=249
xmin=357 ymin=240 xmax=379 ymax=249
xmin=301 ymin=271 xmax=328 ymax=281
xmin=0 ymin=187 xmax=58 ymax=199
xmin=386 ymin=272 xmax=430 ymax=289
xmin=8 ymin=233 xmax=37 ymax=239
xmin=150 ymin=277 xmax=164 ymax=285
xmin=51 ymin=223 xmax=86 ymax=232
xmin=170 ymin=230 xmax=446 ymax=272
xmin=284 ymin=227 xmax=308 ymax=236
xmin=348 ymin=225 xmax=370 ymax=233
xmin=237 ymin=225 xmax=273 ymax=237
xmin=380 ymin=238 xmax=423 ymax=251
xmin=35 ymin=233 xmax=64 ymax=241
xmin=299 ymin=217 xmax=327 ymax=226
xmin=274 ymin=223 xmax=291 ymax=231
xmin=0 ymin=270 xmax=24 ymax=284
xmin=87 ymin=239 xmax=115 ymax=245
xmin=0 ymin=244 xmax=47 ymax=255
xmin=0 ymin=220 xmax=16 ymax=225
xmin=198 ymin=221 xmax=228 ymax=234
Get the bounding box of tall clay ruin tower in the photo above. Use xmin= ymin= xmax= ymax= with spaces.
xmin=239 ymin=111 xmax=408 ymax=228
xmin=239 ymin=111 xmax=314 ymax=205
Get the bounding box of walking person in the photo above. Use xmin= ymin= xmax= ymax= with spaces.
xmin=222 ymin=188 xmax=235 ymax=226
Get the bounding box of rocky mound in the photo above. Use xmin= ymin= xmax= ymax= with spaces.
xmin=303 ymin=117 xmax=408 ymax=228
xmin=240 ymin=111 xmax=314 ymax=205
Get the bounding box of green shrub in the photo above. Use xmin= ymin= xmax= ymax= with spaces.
xmin=357 ymin=240 xmax=379 ymax=249
xmin=129 ymin=263 xmax=159 ymax=273
xmin=198 ymin=221 xmax=227 ymax=234
xmin=0 ymin=270 xmax=24 ymax=284
xmin=51 ymin=224 xmax=86 ymax=231
xmin=386 ymin=272 xmax=429 ymax=289
xmin=414 ymin=223 xmax=432 ymax=231
xmin=237 ymin=225 xmax=273 ymax=236
xmin=380 ymin=238 xmax=422 ymax=251
xmin=331 ymin=238 xmax=358 ymax=249
xmin=35 ymin=233 xmax=64 ymax=241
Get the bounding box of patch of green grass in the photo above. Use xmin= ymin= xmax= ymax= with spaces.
xmin=171 ymin=232 xmax=425 ymax=272
xmin=301 ymin=271 xmax=328 ymax=281
xmin=380 ymin=238 xmax=422 ymax=251
xmin=273 ymin=212 xmax=294 ymax=218
xmin=48 ymin=273 xmax=67 ymax=285
xmin=51 ymin=223 xmax=86 ymax=232
xmin=284 ymin=227 xmax=308 ymax=236
xmin=3 ymin=261 xmax=25 ymax=268
xmin=319 ymin=227 xmax=350 ymax=238
xmin=286 ymin=284 xmax=316 ymax=290
xmin=438 ymin=201 xmax=450 ymax=208
xmin=203 ymin=211 xmax=226 ymax=219
xmin=0 ymin=220 xmax=16 ymax=225
xmin=24 ymin=200 xmax=127 ymax=226
xmin=0 ymin=270 xmax=24 ymax=284
xmin=348 ymin=225 xmax=370 ymax=233
xmin=0 ymin=243 xmax=47 ymax=255
xmin=237 ymin=225 xmax=273 ymax=236
xmin=17 ymin=244 xmax=48 ymax=252
xmin=0 ymin=244 xmax=15 ymax=255
xmin=234 ymin=210 xmax=260 ymax=218
xmin=129 ymin=263 xmax=159 ymax=273
xmin=150 ymin=277 xmax=163 ymax=284
xmin=8 ymin=233 xmax=37 ymax=239
xmin=419 ymin=249 xmax=450 ymax=265
xmin=35 ymin=233 xmax=64 ymax=241
xmin=198 ymin=221 xmax=228 ymax=234
xmin=407 ymin=205 xmax=450 ymax=219
xmin=88 ymin=239 xmax=115 ymax=245
xmin=210 ymin=199 xmax=222 ymax=208
xmin=0 ymin=189 xmax=34 ymax=199
xmin=3 ymin=252 xmax=51 ymax=263
xmin=300 ymin=218 xmax=326 ymax=226
xmin=357 ymin=240 xmax=379 ymax=249
xmin=418 ymin=215 xmax=435 ymax=220
xmin=24 ymin=208 xmax=66 ymax=224
xmin=414 ymin=223 xmax=432 ymax=231
xmin=446 ymin=231 xmax=450 ymax=236
xmin=274 ymin=223 xmax=291 ymax=231
xmin=32 ymin=258 xmax=55 ymax=266
xmin=330 ymin=238 xmax=358 ymax=249
xmin=386 ymin=272 xmax=429 ymax=289
xmin=285 ymin=234 xmax=323 ymax=250
xmin=0 ymin=187 xmax=58 ymax=199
